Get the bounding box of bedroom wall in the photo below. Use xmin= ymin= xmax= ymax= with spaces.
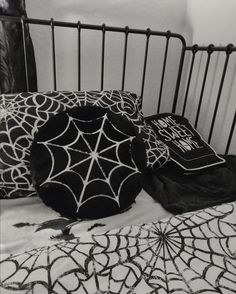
xmin=185 ymin=0 xmax=236 ymax=44
xmin=183 ymin=0 xmax=236 ymax=154
xmin=26 ymin=0 xmax=188 ymax=33
xmin=26 ymin=0 xmax=188 ymax=115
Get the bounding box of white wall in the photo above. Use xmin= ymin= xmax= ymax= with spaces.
xmin=26 ymin=0 xmax=188 ymax=116
xmin=182 ymin=0 xmax=236 ymax=154
xmin=185 ymin=0 xmax=236 ymax=44
xmin=26 ymin=0 xmax=187 ymax=32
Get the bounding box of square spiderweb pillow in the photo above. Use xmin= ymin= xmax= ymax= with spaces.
xmin=30 ymin=106 xmax=146 ymax=219
xmin=145 ymin=113 xmax=225 ymax=172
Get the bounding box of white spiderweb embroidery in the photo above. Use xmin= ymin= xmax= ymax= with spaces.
xmin=0 ymin=91 xmax=83 ymax=198
xmin=142 ymin=122 xmax=170 ymax=168
xmin=0 ymin=91 xmax=142 ymax=198
xmin=0 ymin=90 xmax=169 ymax=199
xmin=0 ymin=202 xmax=235 ymax=293
xmin=33 ymin=111 xmax=140 ymax=214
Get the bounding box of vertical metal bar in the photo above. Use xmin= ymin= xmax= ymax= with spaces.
xmin=101 ymin=23 xmax=106 ymax=91
xmin=172 ymin=45 xmax=186 ymax=113
xmin=225 ymin=110 xmax=236 ymax=154
xmin=77 ymin=21 xmax=81 ymax=91
xmin=182 ymin=45 xmax=198 ymax=116
xmin=121 ymin=26 xmax=129 ymax=91
xmin=194 ymin=44 xmax=214 ymax=129
xmin=208 ymin=44 xmax=233 ymax=144
xmin=157 ymin=31 xmax=170 ymax=113
xmin=140 ymin=28 xmax=151 ymax=106
xmin=21 ymin=17 xmax=29 ymax=91
xmin=50 ymin=18 xmax=57 ymax=91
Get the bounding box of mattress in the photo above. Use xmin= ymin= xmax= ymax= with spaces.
xmin=0 ymin=192 xmax=236 ymax=293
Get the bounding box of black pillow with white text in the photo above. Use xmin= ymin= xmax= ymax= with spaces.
xmin=145 ymin=113 xmax=225 ymax=173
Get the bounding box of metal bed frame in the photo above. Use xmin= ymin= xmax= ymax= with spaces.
xmin=0 ymin=15 xmax=235 ymax=154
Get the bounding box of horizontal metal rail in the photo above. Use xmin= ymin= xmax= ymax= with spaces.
xmin=186 ymin=45 xmax=236 ymax=52
xmin=0 ymin=15 xmax=186 ymax=43
xmin=0 ymin=14 xmax=235 ymax=154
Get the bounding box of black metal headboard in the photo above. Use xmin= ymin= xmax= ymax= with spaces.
xmin=0 ymin=15 xmax=235 ymax=154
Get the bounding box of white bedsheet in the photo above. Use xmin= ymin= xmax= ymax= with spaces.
xmin=0 ymin=189 xmax=172 ymax=256
xmin=1 ymin=198 xmax=235 ymax=293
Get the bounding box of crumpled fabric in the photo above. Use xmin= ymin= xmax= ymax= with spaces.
xmin=0 ymin=0 xmax=37 ymax=93
xmin=142 ymin=155 xmax=236 ymax=214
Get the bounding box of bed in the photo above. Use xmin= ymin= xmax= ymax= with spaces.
xmin=0 ymin=15 xmax=236 ymax=294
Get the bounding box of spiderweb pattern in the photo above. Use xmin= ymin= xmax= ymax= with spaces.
xmin=31 ymin=108 xmax=142 ymax=217
xmin=0 ymin=90 xmax=169 ymax=199
xmin=0 ymin=91 xmax=83 ymax=198
xmin=141 ymin=123 xmax=170 ymax=169
xmin=1 ymin=201 xmax=235 ymax=293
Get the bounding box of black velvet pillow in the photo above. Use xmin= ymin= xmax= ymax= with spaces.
xmin=0 ymin=90 xmax=142 ymax=199
xmin=145 ymin=113 xmax=225 ymax=172
xmin=0 ymin=90 xmax=169 ymax=199
xmin=30 ymin=106 xmax=146 ymax=219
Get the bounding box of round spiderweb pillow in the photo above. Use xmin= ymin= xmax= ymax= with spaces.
xmin=30 ymin=106 xmax=146 ymax=219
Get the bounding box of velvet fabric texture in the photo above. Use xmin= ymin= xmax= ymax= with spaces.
xmin=0 ymin=0 xmax=37 ymax=93
xmin=0 ymin=90 xmax=168 ymax=199
xmin=30 ymin=106 xmax=146 ymax=219
xmin=143 ymin=155 xmax=236 ymax=214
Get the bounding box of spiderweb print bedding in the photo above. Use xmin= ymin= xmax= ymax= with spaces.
xmin=1 ymin=201 xmax=236 ymax=294
xmin=0 ymin=90 xmax=169 ymax=199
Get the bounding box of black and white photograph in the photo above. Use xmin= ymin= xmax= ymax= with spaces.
xmin=0 ymin=1 xmax=236 ymax=293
